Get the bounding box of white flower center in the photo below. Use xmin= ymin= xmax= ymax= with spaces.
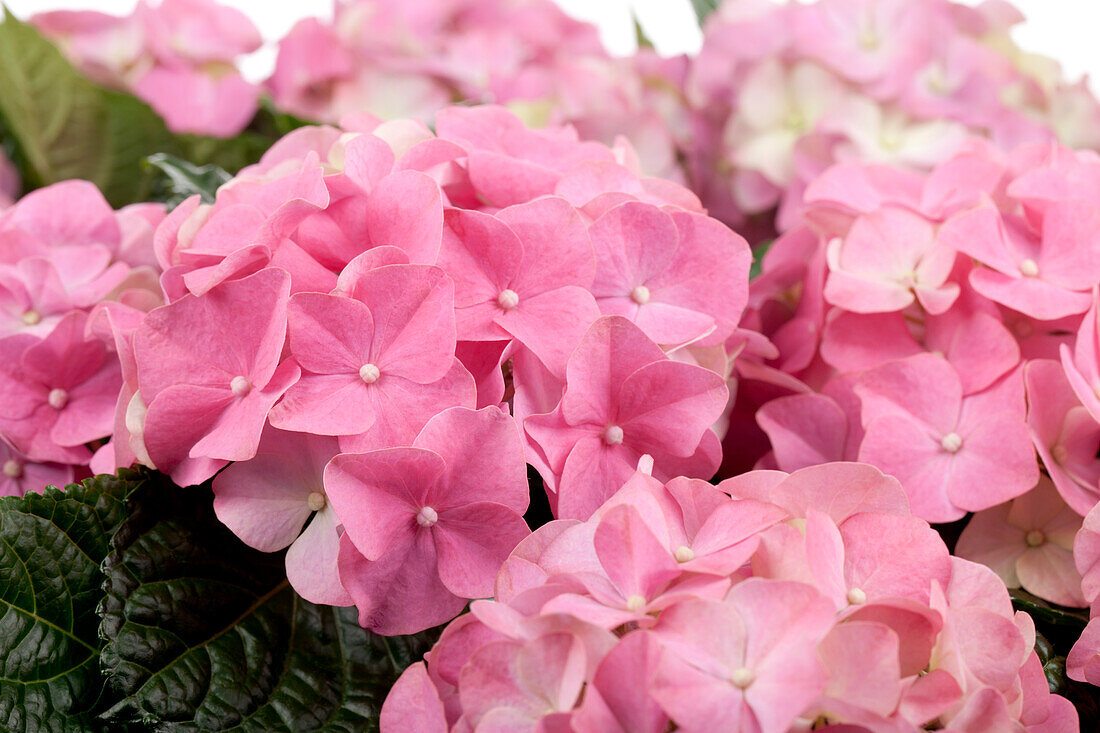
xmin=731 ymin=667 xmax=755 ymax=689
xmin=603 ymin=425 xmax=624 ymax=445
xmin=417 ymin=506 xmax=439 ymax=528
xmin=847 ymin=587 xmax=867 ymax=605
xmin=941 ymin=432 xmax=962 ymax=453
xmin=497 ymin=289 xmax=520 ymax=310
xmin=230 ymin=376 xmax=251 ymax=397
xmin=359 ymin=363 xmax=380 ymax=384
xmin=674 ymin=545 xmax=695 ymax=563
xmin=625 ymin=594 xmax=646 ymax=612
xmin=307 ymin=491 xmax=326 ymax=512
xmin=1019 ymin=259 xmax=1039 ymax=278
xmin=630 ymin=285 xmax=651 ymax=305
xmin=1025 ymin=529 xmax=1045 ymax=548
xmin=47 ymin=388 xmax=69 ymax=410
xmin=21 ymin=310 xmax=41 ymax=326
xmin=2 ymin=459 xmax=23 ymax=479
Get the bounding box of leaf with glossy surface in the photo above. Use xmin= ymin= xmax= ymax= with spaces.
xmin=146 ymin=153 xmax=231 ymax=206
xmin=0 ymin=471 xmax=136 ymax=732
xmin=99 ymin=477 xmax=439 ymax=731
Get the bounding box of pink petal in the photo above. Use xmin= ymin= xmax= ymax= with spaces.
xmin=560 ymin=315 xmax=666 ymax=428
xmin=337 ymin=533 xmax=466 ymax=635
xmin=286 ymin=292 xmax=375 ymax=375
xmin=500 ymin=197 xmax=594 ymax=296
xmin=497 ymin=286 xmax=601 ymax=379
xmin=380 ymin=663 xmax=448 ymax=733
xmin=337 ymin=360 xmax=477 ymax=451
xmin=756 ymin=393 xmax=848 ymax=471
xmin=433 ymin=501 xmax=530 ymax=599
xmin=325 ymin=447 xmax=443 ymax=560
xmin=594 ymin=504 xmax=681 ymax=601
xmin=617 ymin=360 xmax=728 ymax=457
xmin=365 ymin=171 xmax=443 ymax=264
xmin=286 ymin=505 xmax=353 ymax=606
xmin=855 ymin=353 xmax=961 ymax=433
xmin=414 ymin=406 xmax=528 ymax=513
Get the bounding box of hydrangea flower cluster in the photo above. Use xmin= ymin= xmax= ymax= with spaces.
xmin=267 ymin=0 xmax=691 ymax=181
xmin=0 ymin=180 xmax=164 ymax=496
xmin=743 ymin=137 xmax=1100 ymax=672
xmin=688 ymin=0 xmax=1100 ymax=232
xmin=32 ymin=0 xmax=263 ymax=135
xmin=88 ymin=104 xmax=751 ymax=629
xmin=380 ymin=460 xmax=1079 ymax=732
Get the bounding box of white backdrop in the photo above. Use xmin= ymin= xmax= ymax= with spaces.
xmin=5 ymin=0 xmax=1100 ymax=92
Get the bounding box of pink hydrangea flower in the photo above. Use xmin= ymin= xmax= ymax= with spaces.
xmin=212 ymin=427 xmax=350 ymax=606
xmin=824 ymin=206 xmax=959 ymax=315
xmin=34 ymin=0 xmax=262 ymax=136
xmin=588 ymin=201 xmax=751 ymax=348
xmin=268 ymin=263 xmax=475 ymax=448
xmin=0 ymin=439 xmax=73 ymax=498
xmin=957 ymin=477 xmax=1086 ymax=607
xmin=134 ymin=268 xmax=300 ymax=485
xmin=938 ymin=204 xmax=1100 ymax=320
xmin=438 ymin=198 xmax=600 ymax=379
xmin=855 ymin=354 xmax=1037 ymax=522
xmin=0 ymin=312 xmax=121 ymax=464
xmin=1025 ymin=359 xmax=1100 ymax=515
xmin=326 ymin=407 xmax=530 ymax=634
xmin=525 ymin=316 xmax=728 ymax=519
xmin=380 ymin=458 xmax=1074 ymax=729
xmin=650 ymin=579 xmax=836 ymax=733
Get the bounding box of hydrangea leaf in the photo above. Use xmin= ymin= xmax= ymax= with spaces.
xmin=0 ymin=11 xmax=271 ymax=208
xmin=0 ymin=471 xmax=137 ymax=732
xmin=689 ymin=0 xmax=721 ymax=24
xmin=99 ymin=478 xmax=439 ymax=732
xmin=145 ymin=153 xmax=231 ymax=207
xmin=0 ymin=10 xmax=175 ymax=207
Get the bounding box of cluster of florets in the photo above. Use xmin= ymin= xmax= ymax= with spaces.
xmin=741 ymin=137 xmax=1100 ymax=676
xmin=32 ymin=0 xmax=263 ymax=135
xmin=687 ymin=0 xmax=1100 ymax=232
xmin=267 ymin=0 xmax=691 ymax=182
xmin=0 ymin=180 xmax=164 ymax=496
xmin=83 ymin=104 xmax=751 ymax=627
xmin=379 ymin=461 xmax=1078 ymax=732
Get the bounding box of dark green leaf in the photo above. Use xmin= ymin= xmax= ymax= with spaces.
xmin=689 ymin=0 xmax=722 ymax=25
xmin=99 ymin=477 xmax=438 ymax=732
xmin=1010 ymin=588 xmax=1089 ymax=640
xmin=0 ymin=471 xmax=139 ymax=732
xmin=145 ymin=154 xmax=231 ymax=207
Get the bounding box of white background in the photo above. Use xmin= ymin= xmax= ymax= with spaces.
xmin=6 ymin=0 xmax=1100 ymax=93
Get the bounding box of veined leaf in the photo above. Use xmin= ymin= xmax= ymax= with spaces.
xmin=99 ymin=477 xmax=438 ymax=732
xmin=145 ymin=153 xmax=231 ymax=207
xmin=0 ymin=472 xmax=138 ymax=732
